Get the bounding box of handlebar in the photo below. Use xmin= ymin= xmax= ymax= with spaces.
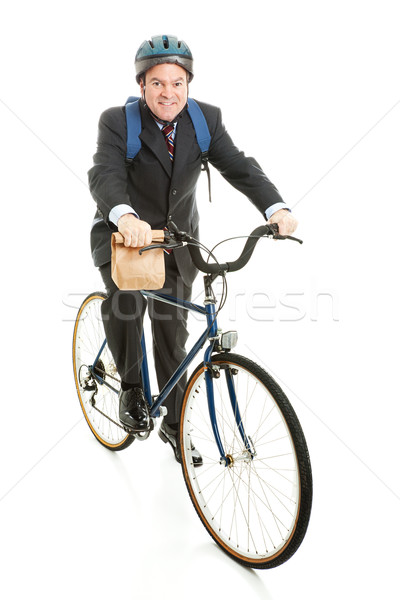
xmin=139 ymin=220 xmax=303 ymax=275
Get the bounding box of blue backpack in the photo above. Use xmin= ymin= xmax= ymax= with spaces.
xmin=125 ymin=96 xmax=212 ymax=201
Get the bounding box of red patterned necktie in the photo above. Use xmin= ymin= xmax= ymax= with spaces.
xmin=162 ymin=124 xmax=175 ymax=160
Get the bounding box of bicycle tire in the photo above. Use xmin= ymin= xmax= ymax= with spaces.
xmin=73 ymin=292 xmax=134 ymax=451
xmin=180 ymin=353 xmax=312 ymax=569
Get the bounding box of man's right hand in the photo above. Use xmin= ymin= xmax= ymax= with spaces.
xmin=117 ymin=213 xmax=153 ymax=247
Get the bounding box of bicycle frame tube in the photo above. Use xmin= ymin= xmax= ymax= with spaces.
xmin=91 ymin=289 xmax=234 ymax=463
xmin=150 ymin=326 xmax=211 ymax=417
xmin=140 ymin=333 xmax=152 ymax=407
xmin=92 ymin=339 xmax=107 ymax=377
xmin=89 ymin=293 xmax=207 ymax=399
xmin=143 ymin=291 xmax=211 ymax=417
xmin=90 ymin=338 xmax=122 ymax=394
xmin=141 ymin=293 xmax=227 ymax=462
xmin=140 ymin=291 xmax=207 ymax=316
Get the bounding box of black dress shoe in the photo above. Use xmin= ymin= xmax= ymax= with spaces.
xmin=159 ymin=421 xmax=203 ymax=467
xmin=119 ymin=387 xmax=150 ymax=431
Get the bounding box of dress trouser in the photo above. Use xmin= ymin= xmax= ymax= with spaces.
xmin=99 ymin=253 xmax=192 ymax=425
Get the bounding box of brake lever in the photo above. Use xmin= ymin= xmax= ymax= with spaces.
xmin=273 ymin=233 xmax=303 ymax=244
xmin=265 ymin=223 xmax=302 ymax=244
xmin=165 ymin=220 xmax=189 ymax=242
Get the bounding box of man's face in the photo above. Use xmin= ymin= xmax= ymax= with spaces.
xmin=140 ymin=63 xmax=188 ymax=122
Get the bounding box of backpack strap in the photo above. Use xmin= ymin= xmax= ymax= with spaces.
xmin=187 ymin=98 xmax=212 ymax=202
xmin=125 ymin=96 xmax=142 ymax=160
xmin=187 ymin=98 xmax=211 ymax=157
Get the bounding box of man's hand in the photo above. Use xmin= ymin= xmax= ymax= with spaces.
xmin=268 ymin=209 xmax=298 ymax=236
xmin=118 ymin=213 xmax=153 ymax=247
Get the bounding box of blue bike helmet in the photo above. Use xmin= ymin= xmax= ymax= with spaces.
xmin=135 ymin=35 xmax=194 ymax=83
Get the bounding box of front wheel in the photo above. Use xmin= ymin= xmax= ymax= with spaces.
xmin=180 ymin=353 xmax=312 ymax=569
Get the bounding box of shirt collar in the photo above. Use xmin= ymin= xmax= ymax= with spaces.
xmin=156 ymin=121 xmax=177 ymax=133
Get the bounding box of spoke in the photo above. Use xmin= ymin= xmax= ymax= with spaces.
xmin=250 ymin=457 xmax=296 ymax=485
xmin=181 ymin=359 xmax=304 ymax=561
xmin=197 ymin=467 xmax=226 ymax=496
xmin=234 ymin=465 xmax=293 ymax=534
xmin=227 ymin=465 xmax=258 ymax=553
xmin=186 ymin=417 xmax=214 ymax=445
xmin=191 ymin=459 xmax=222 ymax=479
xmin=252 ymin=468 xmax=297 ymax=512
xmin=75 ymin=298 xmax=126 ymax=446
xmin=251 ymin=406 xmax=279 ymax=446
xmin=255 ymin=434 xmax=291 ymax=447
xmin=254 ymin=420 xmax=285 ymax=447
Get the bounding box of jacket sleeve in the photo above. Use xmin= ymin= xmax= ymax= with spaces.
xmin=205 ymin=105 xmax=286 ymax=217
xmin=87 ymin=106 xmax=132 ymax=225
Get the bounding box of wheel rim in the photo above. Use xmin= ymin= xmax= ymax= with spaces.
xmin=181 ymin=361 xmax=301 ymax=563
xmin=73 ymin=295 xmax=128 ymax=448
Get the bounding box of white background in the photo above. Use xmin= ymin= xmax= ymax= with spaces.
xmin=1 ymin=0 xmax=399 ymax=598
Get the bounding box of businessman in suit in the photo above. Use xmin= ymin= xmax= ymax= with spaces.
xmin=88 ymin=35 xmax=298 ymax=465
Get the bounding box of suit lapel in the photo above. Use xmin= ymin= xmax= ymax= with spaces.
xmin=172 ymin=109 xmax=197 ymax=182
xmin=139 ymin=104 xmax=173 ymax=177
xmin=138 ymin=103 xmax=197 ymax=180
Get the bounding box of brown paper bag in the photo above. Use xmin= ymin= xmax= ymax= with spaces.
xmin=111 ymin=230 xmax=165 ymax=290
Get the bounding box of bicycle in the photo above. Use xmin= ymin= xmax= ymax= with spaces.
xmin=72 ymin=221 xmax=312 ymax=569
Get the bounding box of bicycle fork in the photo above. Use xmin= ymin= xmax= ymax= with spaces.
xmin=203 ymin=302 xmax=255 ymax=467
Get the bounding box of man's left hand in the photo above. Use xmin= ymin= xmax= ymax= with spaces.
xmin=268 ymin=209 xmax=298 ymax=236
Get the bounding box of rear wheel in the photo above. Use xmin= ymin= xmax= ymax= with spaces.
xmin=73 ymin=292 xmax=134 ymax=451
xmin=180 ymin=353 xmax=312 ymax=569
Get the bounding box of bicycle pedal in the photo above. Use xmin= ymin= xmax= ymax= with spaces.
xmin=124 ymin=418 xmax=153 ymax=435
xmin=134 ymin=426 xmax=153 ymax=441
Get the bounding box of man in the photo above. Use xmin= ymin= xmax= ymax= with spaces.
xmin=88 ymin=35 xmax=297 ymax=464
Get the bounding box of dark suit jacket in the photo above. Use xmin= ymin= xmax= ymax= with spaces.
xmin=88 ymin=99 xmax=285 ymax=286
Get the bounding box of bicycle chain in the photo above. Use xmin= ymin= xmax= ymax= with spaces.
xmin=88 ymin=366 xmax=153 ymax=438
xmin=89 ymin=395 xmax=131 ymax=433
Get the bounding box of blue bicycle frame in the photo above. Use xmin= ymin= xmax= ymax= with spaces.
xmin=90 ymin=288 xmax=251 ymax=465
